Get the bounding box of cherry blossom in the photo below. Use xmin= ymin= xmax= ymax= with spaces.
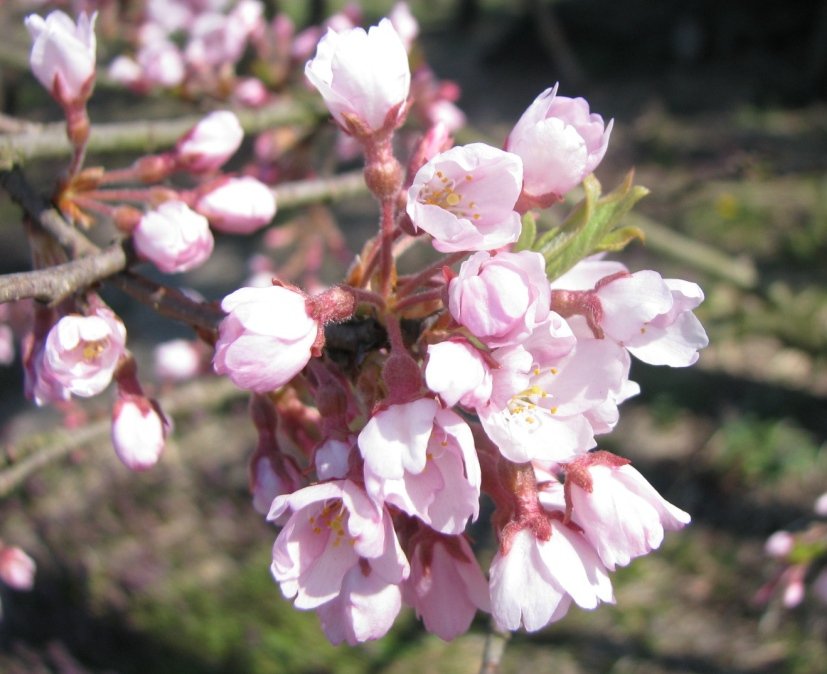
xmin=111 ymin=395 xmax=167 ymax=471
xmin=41 ymin=307 xmax=126 ymax=399
xmin=424 ymin=339 xmax=492 ymax=408
xmin=407 ymin=143 xmax=523 ymax=252
xmin=25 ymin=10 xmax=97 ymax=107
xmin=448 ymin=250 xmax=550 ymax=347
xmin=132 ymin=200 xmax=214 ymax=274
xmin=0 ymin=545 xmax=36 ymax=591
xmin=174 ymin=110 xmax=244 ymax=174
xmin=305 ymin=18 xmax=410 ymax=135
xmin=214 ymin=285 xmax=319 ymax=393
xmin=507 ymin=85 xmax=612 ymax=206
xmin=195 ymin=176 xmax=277 ymax=234
xmin=564 ymin=452 xmax=691 ymax=570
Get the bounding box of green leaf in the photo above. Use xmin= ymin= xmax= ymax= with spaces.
xmin=514 ymin=211 xmax=537 ymax=251
xmin=535 ymin=172 xmax=649 ymax=281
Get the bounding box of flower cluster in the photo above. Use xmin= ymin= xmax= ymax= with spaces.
xmin=208 ymin=15 xmax=707 ymax=644
xmin=10 ymin=3 xmax=707 ymax=647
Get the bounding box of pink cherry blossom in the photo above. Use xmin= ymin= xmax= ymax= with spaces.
xmin=41 ymin=308 xmax=126 ymax=398
xmin=361 ymin=405 xmax=481 ymax=535
xmin=424 ymin=339 xmax=492 ymax=408
xmin=250 ymin=453 xmax=303 ymax=517
xmin=0 ymin=545 xmax=36 ymax=591
xmin=389 ymin=2 xmax=419 ymax=51
xmin=153 ymin=338 xmax=202 ymax=382
xmin=213 ymin=285 xmax=319 ymax=393
xmin=448 ymin=250 xmax=550 ymax=347
xmin=316 ymin=561 xmax=403 ymax=645
xmin=0 ymin=323 xmax=13 ymax=366
xmin=314 ymin=437 xmax=353 ymax=481
xmin=137 ymin=38 xmax=186 ymax=89
xmin=133 ymin=200 xmax=214 ymax=274
xmin=305 ymin=18 xmax=411 ymax=135
xmin=565 ymin=454 xmax=691 ymax=570
xmin=506 ymin=85 xmax=612 ymax=205
xmin=111 ymin=395 xmax=167 ymax=471
xmin=174 ymin=110 xmax=244 ymax=173
xmin=406 ymin=143 xmax=523 ymax=253
xmin=25 ymin=10 xmax=97 ymax=107
xmin=269 ymin=480 xmax=408 ymax=611
xmin=195 ymin=176 xmax=277 ymax=234
xmin=489 ymin=522 xmax=613 ymax=632
xmin=478 ymin=316 xmax=634 ymax=464
xmin=402 ymin=534 xmax=490 ymax=640
xmin=553 ymin=268 xmax=709 ymax=367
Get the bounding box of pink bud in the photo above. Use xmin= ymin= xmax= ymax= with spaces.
xmin=213 ymin=285 xmax=319 ymax=393
xmin=0 ymin=546 xmax=36 ymax=591
xmin=765 ymin=531 xmax=794 ymax=558
xmin=153 ymin=339 xmax=202 ymax=382
xmin=111 ymin=395 xmax=167 ymax=471
xmin=175 ymin=111 xmax=244 ymax=173
xmin=133 ymin=200 xmax=214 ymax=274
xmin=195 ymin=176 xmax=277 ymax=234
xmin=506 ymin=85 xmax=612 ymax=205
xmin=25 ymin=10 xmax=97 ymax=108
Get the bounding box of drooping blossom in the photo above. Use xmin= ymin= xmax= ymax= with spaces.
xmin=0 ymin=545 xmax=36 ymax=591
xmin=250 ymin=452 xmax=303 ymax=517
xmin=359 ymin=403 xmax=481 ymax=535
xmin=552 ymin=263 xmax=709 ymax=367
xmin=269 ymin=480 xmax=409 ymax=615
xmin=402 ymin=533 xmax=490 ymax=640
xmin=563 ymin=452 xmax=691 ymax=570
xmin=174 ymin=110 xmax=244 ymax=173
xmin=213 ymin=285 xmax=319 ymax=393
xmin=305 ymin=18 xmax=411 ymax=135
xmin=133 ymin=200 xmax=214 ymax=274
xmin=111 ymin=395 xmax=167 ymax=471
xmin=25 ymin=10 xmax=97 ymax=107
xmin=489 ymin=522 xmax=614 ymax=632
xmin=195 ymin=176 xmax=277 ymax=234
xmin=41 ymin=307 xmax=126 ymax=399
xmin=506 ymin=85 xmax=612 ymax=206
xmin=406 ymin=143 xmax=523 ymax=252
xmin=448 ymin=250 xmax=550 ymax=347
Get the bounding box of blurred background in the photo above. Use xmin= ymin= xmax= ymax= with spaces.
xmin=1 ymin=0 xmax=827 ymax=672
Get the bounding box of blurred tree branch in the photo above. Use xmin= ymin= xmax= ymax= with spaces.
xmin=0 ymin=97 xmax=325 ymax=163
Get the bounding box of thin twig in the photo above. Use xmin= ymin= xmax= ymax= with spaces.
xmin=0 ymin=97 xmax=325 ymax=163
xmin=479 ymin=621 xmax=511 ymax=674
xmin=0 ymin=377 xmax=245 ymax=498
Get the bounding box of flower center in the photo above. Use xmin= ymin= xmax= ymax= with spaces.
xmin=309 ymin=501 xmax=355 ymax=548
xmin=420 ymin=171 xmax=481 ymax=220
xmin=81 ymin=338 xmax=108 ymax=362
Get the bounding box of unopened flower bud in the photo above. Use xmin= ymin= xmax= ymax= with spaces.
xmin=133 ymin=200 xmax=214 ymax=274
xmin=195 ymin=177 xmax=276 ymax=234
xmin=364 ymin=157 xmax=403 ymax=200
xmin=0 ymin=545 xmax=36 ymax=591
xmin=175 ymin=110 xmax=244 ymax=173
xmin=111 ymin=395 xmax=167 ymax=471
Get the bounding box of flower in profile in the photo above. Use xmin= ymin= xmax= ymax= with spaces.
xmin=133 ymin=200 xmax=214 ymax=274
xmin=564 ymin=452 xmax=691 ymax=570
xmin=41 ymin=307 xmax=126 ymax=398
xmin=407 ymin=143 xmax=523 ymax=252
xmin=174 ymin=110 xmax=244 ymax=173
xmin=506 ymin=85 xmax=612 ymax=207
xmin=25 ymin=10 xmax=97 ymax=108
xmin=195 ymin=176 xmax=277 ymax=234
xmin=213 ymin=285 xmax=319 ymax=393
xmin=305 ymin=18 xmax=410 ymax=136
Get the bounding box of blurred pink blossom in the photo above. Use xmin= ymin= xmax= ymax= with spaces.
xmin=175 ymin=110 xmax=244 ymax=173
xmin=0 ymin=545 xmax=36 ymax=591
xmin=25 ymin=10 xmax=97 ymax=107
xmin=111 ymin=395 xmax=167 ymax=471
xmin=196 ymin=176 xmax=276 ymax=234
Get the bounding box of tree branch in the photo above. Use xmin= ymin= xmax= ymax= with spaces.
xmin=0 ymin=376 xmax=245 ymax=498
xmin=0 ymin=165 xmax=368 ymax=307
xmin=1 ymin=97 xmax=325 ymax=163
